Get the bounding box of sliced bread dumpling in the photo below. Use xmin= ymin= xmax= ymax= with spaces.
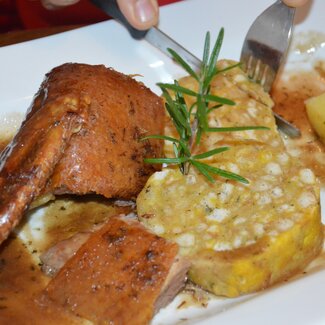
xmin=137 ymin=61 xmax=323 ymax=297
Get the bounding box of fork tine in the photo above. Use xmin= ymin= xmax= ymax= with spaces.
xmin=254 ymin=61 xmax=271 ymax=89
xmin=240 ymin=1 xmax=301 ymax=138
xmin=244 ymin=58 xmax=270 ymax=91
xmin=245 ymin=55 xmax=254 ymax=78
xmin=252 ymin=59 xmax=262 ymax=82
xmin=259 ymin=63 xmax=269 ymax=88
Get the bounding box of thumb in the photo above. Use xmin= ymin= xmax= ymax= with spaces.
xmin=117 ymin=0 xmax=159 ymax=30
xmin=282 ymin=0 xmax=309 ymax=7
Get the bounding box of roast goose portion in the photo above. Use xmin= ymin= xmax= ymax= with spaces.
xmin=0 ymin=94 xmax=89 ymax=243
xmin=44 ymin=64 xmax=164 ymax=198
xmin=0 ymin=63 xmax=164 ymax=244
xmin=44 ymin=216 xmax=190 ymax=325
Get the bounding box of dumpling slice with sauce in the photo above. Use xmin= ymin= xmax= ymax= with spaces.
xmin=137 ymin=61 xmax=323 ymax=297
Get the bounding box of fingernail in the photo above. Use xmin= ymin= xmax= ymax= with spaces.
xmin=135 ymin=0 xmax=156 ymax=23
xmin=42 ymin=0 xmax=59 ymax=10
xmin=42 ymin=0 xmax=79 ymax=9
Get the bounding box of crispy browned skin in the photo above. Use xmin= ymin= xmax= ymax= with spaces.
xmin=0 ymin=63 xmax=164 ymax=244
xmin=0 ymin=93 xmax=90 ymax=243
xmin=44 ymin=63 xmax=164 ymax=199
xmin=44 ymin=216 xmax=188 ymax=325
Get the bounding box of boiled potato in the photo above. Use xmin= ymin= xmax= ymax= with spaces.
xmin=305 ymin=92 xmax=325 ymax=142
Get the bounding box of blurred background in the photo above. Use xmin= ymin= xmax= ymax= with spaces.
xmin=0 ymin=0 xmax=182 ymax=45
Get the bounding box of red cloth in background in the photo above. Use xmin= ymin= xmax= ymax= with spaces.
xmin=0 ymin=0 xmax=182 ymax=32
xmin=0 ymin=0 xmax=23 ymax=32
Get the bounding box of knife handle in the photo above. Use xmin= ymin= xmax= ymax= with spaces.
xmin=90 ymin=0 xmax=148 ymax=39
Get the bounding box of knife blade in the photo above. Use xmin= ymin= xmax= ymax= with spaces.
xmin=90 ymin=0 xmax=201 ymax=71
xmin=144 ymin=27 xmax=201 ymax=71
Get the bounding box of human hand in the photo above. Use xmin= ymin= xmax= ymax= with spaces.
xmin=115 ymin=0 xmax=159 ymax=30
xmin=41 ymin=0 xmax=309 ymax=31
xmin=42 ymin=0 xmax=159 ymax=30
xmin=111 ymin=0 xmax=310 ymax=32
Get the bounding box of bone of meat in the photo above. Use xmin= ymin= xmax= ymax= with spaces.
xmin=44 ymin=215 xmax=190 ymax=325
xmin=0 ymin=63 xmax=164 ymax=244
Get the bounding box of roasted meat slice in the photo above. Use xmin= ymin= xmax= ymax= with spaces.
xmin=0 ymin=63 xmax=164 ymax=244
xmin=45 ymin=63 xmax=164 ymax=199
xmin=44 ymin=216 xmax=190 ymax=325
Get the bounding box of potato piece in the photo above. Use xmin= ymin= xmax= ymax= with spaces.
xmin=305 ymin=92 xmax=325 ymax=142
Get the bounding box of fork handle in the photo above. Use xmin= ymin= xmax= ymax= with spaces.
xmin=90 ymin=0 xmax=148 ymax=39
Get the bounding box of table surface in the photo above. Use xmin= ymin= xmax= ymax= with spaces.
xmin=0 ymin=25 xmax=83 ymax=47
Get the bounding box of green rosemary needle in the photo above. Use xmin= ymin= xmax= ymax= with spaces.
xmin=142 ymin=28 xmax=269 ymax=184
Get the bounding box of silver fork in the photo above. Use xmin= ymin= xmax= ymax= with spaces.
xmin=240 ymin=0 xmax=301 ymax=138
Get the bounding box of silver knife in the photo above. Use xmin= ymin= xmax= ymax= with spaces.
xmin=90 ymin=0 xmax=201 ymax=71
xmin=91 ymin=0 xmax=300 ymax=138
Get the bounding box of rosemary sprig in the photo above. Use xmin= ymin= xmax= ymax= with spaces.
xmin=143 ymin=29 xmax=268 ymax=183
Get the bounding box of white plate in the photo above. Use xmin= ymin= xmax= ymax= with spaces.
xmin=1 ymin=0 xmax=325 ymax=324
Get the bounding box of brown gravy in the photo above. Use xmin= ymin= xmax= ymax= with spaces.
xmin=0 ymin=235 xmax=81 ymax=325
xmin=271 ymin=67 xmax=325 ymax=183
xmin=0 ymin=136 xmax=134 ymax=325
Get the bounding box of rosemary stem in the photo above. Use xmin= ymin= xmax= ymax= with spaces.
xmin=143 ymin=29 xmax=267 ymax=184
xmin=189 ymin=118 xmax=198 ymax=151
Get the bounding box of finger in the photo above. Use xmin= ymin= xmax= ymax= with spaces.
xmin=41 ymin=0 xmax=80 ymax=9
xmin=117 ymin=0 xmax=159 ymax=30
xmin=282 ymin=0 xmax=309 ymax=7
